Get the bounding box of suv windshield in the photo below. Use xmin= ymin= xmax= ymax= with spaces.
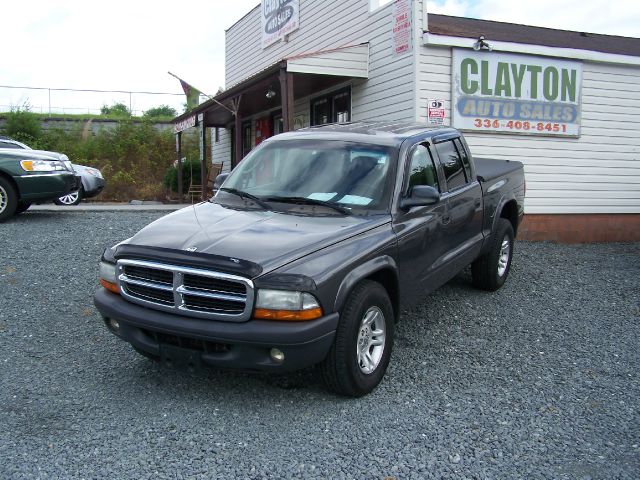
xmin=221 ymin=139 xmax=396 ymax=213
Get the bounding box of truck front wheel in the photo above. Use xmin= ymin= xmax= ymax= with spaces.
xmin=320 ymin=280 xmax=394 ymax=397
xmin=0 ymin=177 xmax=18 ymax=222
xmin=472 ymin=218 xmax=514 ymax=291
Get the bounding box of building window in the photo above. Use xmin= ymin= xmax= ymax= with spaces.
xmin=311 ymin=86 xmax=351 ymax=126
xmin=272 ymin=111 xmax=284 ymax=135
xmin=214 ymin=128 xmax=220 ymax=143
xmin=242 ymin=121 xmax=252 ymax=156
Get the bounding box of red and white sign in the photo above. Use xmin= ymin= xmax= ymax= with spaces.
xmin=428 ymin=99 xmax=446 ymax=125
xmin=173 ymin=115 xmax=196 ymax=134
xmin=392 ymin=0 xmax=412 ymax=57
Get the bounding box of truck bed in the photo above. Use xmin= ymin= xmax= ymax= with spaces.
xmin=475 ymin=157 xmax=524 ymax=183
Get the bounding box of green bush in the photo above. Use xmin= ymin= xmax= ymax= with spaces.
xmin=144 ymin=105 xmax=178 ymax=119
xmin=2 ymin=107 xmax=42 ymax=143
xmin=163 ymin=160 xmax=202 ymax=193
xmin=100 ymin=103 xmax=131 ymax=117
xmin=0 ymin=109 xmax=203 ymax=201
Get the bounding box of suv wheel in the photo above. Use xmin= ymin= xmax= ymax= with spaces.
xmin=320 ymin=280 xmax=394 ymax=397
xmin=0 ymin=177 xmax=17 ymax=222
xmin=472 ymin=218 xmax=515 ymax=291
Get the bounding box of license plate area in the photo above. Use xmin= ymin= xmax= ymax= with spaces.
xmin=160 ymin=344 xmax=202 ymax=371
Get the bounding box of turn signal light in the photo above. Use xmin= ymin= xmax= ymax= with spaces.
xmin=100 ymin=278 xmax=120 ymax=295
xmin=254 ymin=307 xmax=323 ymax=321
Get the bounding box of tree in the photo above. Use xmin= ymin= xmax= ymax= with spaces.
xmin=100 ymin=103 xmax=131 ymax=117
xmin=143 ymin=105 xmax=178 ymax=119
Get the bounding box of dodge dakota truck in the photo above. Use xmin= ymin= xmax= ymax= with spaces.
xmin=0 ymin=147 xmax=78 ymax=222
xmin=95 ymin=122 xmax=525 ymax=396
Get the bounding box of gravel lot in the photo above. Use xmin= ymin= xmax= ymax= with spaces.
xmin=0 ymin=210 xmax=638 ymax=479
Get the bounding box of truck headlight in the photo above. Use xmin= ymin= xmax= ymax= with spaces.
xmin=20 ymin=160 xmax=66 ymax=172
xmin=254 ymin=289 xmax=323 ymax=321
xmin=99 ymin=261 xmax=120 ymax=294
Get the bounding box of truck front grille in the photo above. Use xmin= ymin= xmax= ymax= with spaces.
xmin=117 ymin=259 xmax=254 ymax=322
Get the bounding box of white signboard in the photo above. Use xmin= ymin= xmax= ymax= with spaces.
xmin=173 ymin=115 xmax=196 ymax=134
xmin=262 ymin=0 xmax=300 ymax=49
xmin=428 ymin=99 xmax=445 ymax=125
xmin=452 ymin=49 xmax=582 ymax=136
xmin=392 ymin=0 xmax=412 ymax=57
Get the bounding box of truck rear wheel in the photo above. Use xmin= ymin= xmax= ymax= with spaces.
xmin=472 ymin=218 xmax=514 ymax=291
xmin=0 ymin=177 xmax=18 ymax=222
xmin=320 ymin=280 xmax=394 ymax=397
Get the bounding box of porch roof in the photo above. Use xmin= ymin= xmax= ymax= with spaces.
xmin=173 ymin=43 xmax=369 ymax=128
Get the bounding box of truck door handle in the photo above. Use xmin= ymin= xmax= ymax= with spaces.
xmin=442 ymin=215 xmax=451 ymax=225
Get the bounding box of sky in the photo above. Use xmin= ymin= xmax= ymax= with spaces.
xmin=1 ymin=0 xmax=638 ymax=116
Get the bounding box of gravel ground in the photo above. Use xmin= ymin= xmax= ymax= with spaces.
xmin=0 ymin=210 xmax=638 ymax=479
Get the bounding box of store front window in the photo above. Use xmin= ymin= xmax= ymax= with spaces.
xmin=311 ymin=87 xmax=351 ymax=126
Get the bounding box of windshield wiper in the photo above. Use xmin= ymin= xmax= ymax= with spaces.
xmin=265 ymin=196 xmax=351 ymax=215
xmin=219 ymin=188 xmax=271 ymax=210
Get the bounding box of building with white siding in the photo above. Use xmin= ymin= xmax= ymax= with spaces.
xmin=173 ymin=0 xmax=640 ymax=241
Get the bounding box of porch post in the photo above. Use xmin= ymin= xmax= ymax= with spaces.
xmin=279 ymin=68 xmax=294 ymax=132
xmin=175 ymin=131 xmax=183 ymax=201
xmin=198 ymin=115 xmax=207 ymax=200
xmin=233 ymin=95 xmax=243 ymax=168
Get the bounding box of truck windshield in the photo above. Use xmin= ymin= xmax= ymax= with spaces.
xmin=221 ymin=139 xmax=396 ymax=213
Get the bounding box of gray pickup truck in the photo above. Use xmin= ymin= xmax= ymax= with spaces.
xmin=95 ymin=122 xmax=525 ymax=396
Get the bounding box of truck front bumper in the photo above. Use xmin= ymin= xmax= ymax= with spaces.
xmin=94 ymin=287 xmax=338 ymax=372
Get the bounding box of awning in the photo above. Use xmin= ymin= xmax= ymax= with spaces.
xmin=172 ymin=43 xmax=370 ymax=129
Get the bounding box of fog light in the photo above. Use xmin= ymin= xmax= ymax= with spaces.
xmin=109 ymin=319 xmax=120 ymax=331
xmin=270 ymin=348 xmax=285 ymax=363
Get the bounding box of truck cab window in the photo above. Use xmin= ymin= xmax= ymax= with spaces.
xmin=436 ymin=140 xmax=467 ymax=191
xmin=408 ymin=144 xmax=439 ymax=191
xmin=454 ymin=138 xmax=473 ymax=181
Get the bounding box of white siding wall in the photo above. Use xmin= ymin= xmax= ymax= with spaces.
xmin=416 ymin=45 xmax=640 ymax=214
xmin=212 ymin=128 xmax=232 ymax=173
xmin=214 ymin=0 xmax=418 ymax=167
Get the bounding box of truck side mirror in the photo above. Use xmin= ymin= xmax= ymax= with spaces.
xmin=400 ymin=185 xmax=440 ymax=210
xmin=213 ymin=173 xmax=229 ymax=191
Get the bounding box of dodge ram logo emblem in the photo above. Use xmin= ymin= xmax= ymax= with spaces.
xmin=185 ymin=246 xmax=198 ymax=252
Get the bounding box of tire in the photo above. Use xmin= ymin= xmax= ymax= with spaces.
xmin=15 ymin=202 xmax=31 ymax=215
xmin=0 ymin=177 xmax=18 ymax=222
xmin=55 ymin=187 xmax=83 ymax=206
xmin=472 ymin=218 xmax=515 ymax=291
xmin=320 ymin=280 xmax=395 ymax=397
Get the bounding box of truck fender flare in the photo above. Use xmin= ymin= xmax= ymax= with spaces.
xmin=491 ymin=193 xmax=517 ymax=234
xmin=333 ymin=255 xmax=398 ymax=313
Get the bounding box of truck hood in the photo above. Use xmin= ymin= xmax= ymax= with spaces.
xmin=125 ymin=202 xmax=390 ymax=274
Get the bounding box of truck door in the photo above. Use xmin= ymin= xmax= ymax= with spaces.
xmin=393 ymin=142 xmax=450 ymax=304
xmin=432 ymin=137 xmax=484 ymax=274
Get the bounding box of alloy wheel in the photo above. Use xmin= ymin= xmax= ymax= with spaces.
xmin=356 ymin=306 xmax=386 ymax=374
xmin=0 ymin=185 xmax=7 ymax=214
xmin=497 ymin=237 xmax=511 ymax=277
xmin=58 ymin=191 xmax=79 ymax=205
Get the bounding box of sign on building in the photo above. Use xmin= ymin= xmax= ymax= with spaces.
xmin=428 ymin=99 xmax=446 ymax=125
xmin=262 ymin=0 xmax=300 ymax=49
xmin=392 ymin=0 xmax=412 ymax=57
xmin=452 ymin=49 xmax=582 ymax=136
xmin=174 ymin=115 xmax=196 ymax=134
